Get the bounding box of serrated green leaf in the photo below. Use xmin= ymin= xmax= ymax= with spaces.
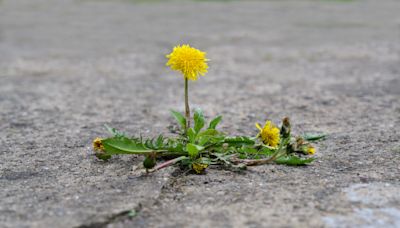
xmin=186 ymin=143 xmax=204 ymax=158
xmin=187 ymin=128 xmax=196 ymax=143
xmin=302 ymin=133 xmax=327 ymax=141
xmin=235 ymin=146 xmax=275 ymax=159
xmin=197 ymin=157 xmax=211 ymax=165
xmin=104 ymin=125 xmax=126 ymax=137
xmin=102 ymin=137 xmax=164 ymax=155
xmin=237 ymin=146 xmax=259 ymax=154
xmin=259 ymin=147 xmax=275 ymax=156
xmin=170 ymin=110 xmax=186 ymax=131
xmin=208 ymin=115 xmax=222 ymax=130
xmin=167 ymin=139 xmax=185 ymax=152
xmin=197 ymin=136 xmax=211 ymax=146
xmin=209 ymin=135 xmax=226 ymax=144
xmin=142 ymin=135 xmax=168 ymax=150
xmin=223 ymin=136 xmax=256 ymax=146
xmin=193 ymin=108 xmax=205 ymax=133
xmin=144 ymin=139 xmax=153 ymax=149
xmin=196 ymin=129 xmax=220 ymax=138
xmin=196 ymin=129 xmax=222 ymax=146
xmin=275 ymin=156 xmax=315 ymax=166
xmin=95 ymin=153 xmax=112 ymax=161
xmin=156 ymin=135 xmax=164 ymax=148
xmin=212 ymin=152 xmax=235 ymax=165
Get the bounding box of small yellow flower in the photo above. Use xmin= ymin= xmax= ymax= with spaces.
xmin=256 ymin=120 xmax=280 ymax=147
xmin=166 ymin=44 xmax=209 ymax=81
xmin=192 ymin=162 xmax=208 ymax=174
xmin=93 ymin=138 xmax=104 ymax=151
xmin=307 ymin=145 xmax=316 ymax=155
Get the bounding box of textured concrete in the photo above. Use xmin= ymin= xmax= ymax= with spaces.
xmin=1 ymin=0 xmax=399 ymax=227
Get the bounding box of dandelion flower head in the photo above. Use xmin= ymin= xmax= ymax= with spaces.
xmin=93 ymin=138 xmax=104 ymax=151
xmin=166 ymin=44 xmax=209 ymax=81
xmin=256 ymin=120 xmax=280 ymax=147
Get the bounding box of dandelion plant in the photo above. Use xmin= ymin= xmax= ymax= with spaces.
xmin=92 ymin=44 xmax=325 ymax=174
xmin=166 ymin=44 xmax=209 ymax=131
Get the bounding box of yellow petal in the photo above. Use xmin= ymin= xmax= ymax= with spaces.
xmin=192 ymin=163 xmax=208 ymax=174
xmin=255 ymin=123 xmax=263 ymax=131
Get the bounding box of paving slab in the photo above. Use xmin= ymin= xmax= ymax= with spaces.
xmin=0 ymin=0 xmax=400 ymax=227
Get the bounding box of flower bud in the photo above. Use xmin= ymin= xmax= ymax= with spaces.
xmin=280 ymin=117 xmax=291 ymax=139
xmin=143 ymin=153 xmax=156 ymax=169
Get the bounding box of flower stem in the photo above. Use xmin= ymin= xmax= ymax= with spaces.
xmin=184 ymin=78 xmax=190 ymax=131
xmin=148 ymin=156 xmax=188 ymax=173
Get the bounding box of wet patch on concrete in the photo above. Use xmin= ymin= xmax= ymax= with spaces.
xmin=324 ymin=183 xmax=400 ymax=228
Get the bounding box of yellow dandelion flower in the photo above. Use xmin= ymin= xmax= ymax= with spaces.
xmin=93 ymin=138 xmax=104 ymax=151
xmin=256 ymin=120 xmax=280 ymax=147
xmin=166 ymin=44 xmax=209 ymax=81
xmin=192 ymin=163 xmax=208 ymax=174
xmin=307 ymin=145 xmax=316 ymax=155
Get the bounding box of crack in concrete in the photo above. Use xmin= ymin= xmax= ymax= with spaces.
xmin=75 ymin=168 xmax=187 ymax=228
xmin=75 ymin=206 xmax=142 ymax=228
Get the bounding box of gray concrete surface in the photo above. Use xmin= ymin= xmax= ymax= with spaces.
xmin=1 ymin=0 xmax=400 ymax=227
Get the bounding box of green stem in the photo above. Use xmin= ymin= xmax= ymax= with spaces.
xmin=184 ymin=78 xmax=190 ymax=131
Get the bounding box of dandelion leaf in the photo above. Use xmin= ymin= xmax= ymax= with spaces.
xmin=275 ymin=155 xmax=315 ymax=166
